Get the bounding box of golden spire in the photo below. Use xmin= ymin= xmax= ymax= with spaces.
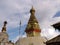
xmin=30 ymin=6 xmax=35 ymax=14
xmin=25 ymin=6 xmax=41 ymax=37
xmin=2 ymin=21 xmax=7 ymax=32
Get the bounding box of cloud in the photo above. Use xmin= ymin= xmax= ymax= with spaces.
xmin=0 ymin=0 xmax=60 ymax=42
xmin=0 ymin=0 xmax=31 ymax=28
xmin=41 ymin=27 xmax=60 ymax=40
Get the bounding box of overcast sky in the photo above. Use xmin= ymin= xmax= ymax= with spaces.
xmin=0 ymin=0 xmax=60 ymax=42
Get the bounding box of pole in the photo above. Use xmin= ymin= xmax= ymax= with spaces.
xmin=19 ymin=20 xmax=21 ymax=45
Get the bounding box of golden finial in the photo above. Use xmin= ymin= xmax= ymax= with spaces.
xmin=4 ymin=21 xmax=7 ymax=26
xmin=30 ymin=6 xmax=35 ymax=13
xmin=2 ymin=21 xmax=7 ymax=32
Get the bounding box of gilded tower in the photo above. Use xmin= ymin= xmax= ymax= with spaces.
xmin=25 ymin=7 xmax=41 ymax=37
xmin=0 ymin=21 xmax=14 ymax=45
xmin=1 ymin=21 xmax=8 ymax=42
xmin=15 ymin=7 xmax=46 ymax=45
